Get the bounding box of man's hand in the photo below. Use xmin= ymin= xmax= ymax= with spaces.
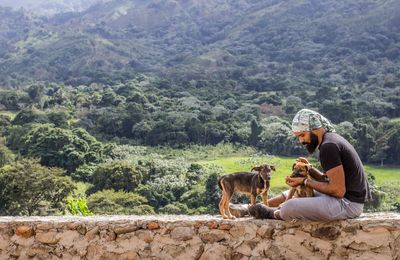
xmin=285 ymin=176 xmax=306 ymax=187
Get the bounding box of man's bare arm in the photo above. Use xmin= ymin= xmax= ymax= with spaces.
xmin=308 ymin=166 xmax=329 ymax=182
xmin=306 ymin=165 xmax=346 ymax=198
xmin=296 ymin=157 xmax=329 ymax=182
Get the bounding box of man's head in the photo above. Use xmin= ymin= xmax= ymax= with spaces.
xmin=292 ymin=109 xmax=335 ymax=154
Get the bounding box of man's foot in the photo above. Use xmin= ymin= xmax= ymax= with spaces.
xmin=249 ymin=204 xmax=277 ymax=219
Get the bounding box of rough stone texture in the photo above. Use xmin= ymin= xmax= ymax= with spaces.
xmin=0 ymin=213 xmax=399 ymax=259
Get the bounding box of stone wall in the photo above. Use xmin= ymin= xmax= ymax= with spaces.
xmin=0 ymin=213 xmax=399 ymax=260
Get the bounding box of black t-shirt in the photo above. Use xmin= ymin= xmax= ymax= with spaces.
xmin=319 ymin=132 xmax=371 ymax=203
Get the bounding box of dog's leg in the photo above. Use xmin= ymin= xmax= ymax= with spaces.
xmin=250 ymin=194 xmax=256 ymax=205
xmin=219 ymin=181 xmax=229 ymax=219
xmin=219 ymin=193 xmax=227 ymax=218
xmin=286 ymin=188 xmax=296 ymax=201
xmin=261 ymin=189 xmax=269 ymax=206
xmin=225 ymin=191 xmax=235 ymax=219
xmin=306 ymin=186 xmax=314 ymax=197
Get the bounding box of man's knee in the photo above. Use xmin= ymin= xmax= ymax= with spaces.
xmin=278 ymin=199 xmax=301 ymax=220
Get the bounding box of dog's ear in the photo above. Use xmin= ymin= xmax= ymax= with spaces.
xmin=270 ymin=165 xmax=276 ymax=171
xmin=292 ymin=163 xmax=296 ymax=170
xmin=252 ymin=166 xmax=260 ymax=172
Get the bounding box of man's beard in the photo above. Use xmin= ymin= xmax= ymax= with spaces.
xmin=302 ymin=132 xmax=319 ymax=154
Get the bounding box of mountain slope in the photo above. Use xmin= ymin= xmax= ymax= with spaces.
xmin=0 ymin=0 xmax=399 ymax=90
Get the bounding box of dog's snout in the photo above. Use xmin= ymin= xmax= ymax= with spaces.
xmin=263 ymin=174 xmax=271 ymax=181
xmin=291 ymin=169 xmax=302 ymax=178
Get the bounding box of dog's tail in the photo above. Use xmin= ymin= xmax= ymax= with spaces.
xmin=217 ymin=176 xmax=224 ymax=190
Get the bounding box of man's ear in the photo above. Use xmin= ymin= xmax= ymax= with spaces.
xmin=270 ymin=165 xmax=276 ymax=171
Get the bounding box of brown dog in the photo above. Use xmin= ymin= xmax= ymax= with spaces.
xmin=286 ymin=160 xmax=314 ymax=200
xmin=218 ymin=164 xmax=275 ymax=219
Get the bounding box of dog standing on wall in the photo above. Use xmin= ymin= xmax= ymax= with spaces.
xmin=218 ymin=164 xmax=275 ymax=219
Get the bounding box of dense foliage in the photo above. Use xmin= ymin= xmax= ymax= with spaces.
xmin=0 ymin=79 xmax=398 ymax=165
xmin=0 ymin=159 xmax=76 ymax=216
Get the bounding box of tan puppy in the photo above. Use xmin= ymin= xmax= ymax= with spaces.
xmin=286 ymin=161 xmax=314 ymax=200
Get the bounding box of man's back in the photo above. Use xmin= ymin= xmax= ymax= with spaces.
xmin=319 ymin=132 xmax=371 ymax=203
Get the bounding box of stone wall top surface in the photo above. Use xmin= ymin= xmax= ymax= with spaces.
xmin=1 ymin=213 xmax=399 ymax=224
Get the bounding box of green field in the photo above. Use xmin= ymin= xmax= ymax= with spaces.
xmin=197 ymin=155 xmax=400 ymax=198
xmin=364 ymin=165 xmax=400 ymax=187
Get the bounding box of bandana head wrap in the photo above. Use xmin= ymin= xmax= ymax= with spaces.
xmin=291 ymin=109 xmax=335 ymax=133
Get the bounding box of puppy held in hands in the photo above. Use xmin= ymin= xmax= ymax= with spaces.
xmin=286 ymin=160 xmax=314 ymax=200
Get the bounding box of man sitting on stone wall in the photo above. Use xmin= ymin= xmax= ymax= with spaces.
xmin=249 ymin=109 xmax=371 ymax=221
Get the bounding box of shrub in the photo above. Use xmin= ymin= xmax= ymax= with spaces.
xmin=87 ymin=189 xmax=154 ymax=215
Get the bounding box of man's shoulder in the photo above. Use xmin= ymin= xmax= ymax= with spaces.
xmin=322 ymin=132 xmax=345 ymax=145
xmin=321 ymin=132 xmax=356 ymax=154
xmin=320 ymin=133 xmax=343 ymax=153
xmin=320 ymin=142 xmax=339 ymax=153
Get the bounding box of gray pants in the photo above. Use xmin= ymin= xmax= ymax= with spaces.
xmin=278 ymin=190 xmax=364 ymax=221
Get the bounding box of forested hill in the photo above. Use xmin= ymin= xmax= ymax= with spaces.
xmin=0 ymin=0 xmax=399 ymax=91
xmin=0 ymin=0 xmax=399 ymax=166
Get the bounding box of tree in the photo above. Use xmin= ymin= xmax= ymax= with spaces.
xmin=12 ymin=108 xmax=49 ymax=125
xmin=47 ymin=110 xmax=72 ymax=128
xmin=159 ymin=202 xmax=189 ymax=214
xmin=21 ymin=124 xmax=105 ymax=172
xmin=0 ymin=144 xmax=15 ymax=167
xmin=283 ymin=95 xmax=303 ymax=115
xmin=204 ymin=170 xmax=222 ymax=214
xmin=335 ymin=121 xmax=357 ymax=145
xmin=88 ymin=161 xmax=142 ymax=194
xmin=249 ymin=119 xmax=262 ymax=146
xmin=27 ymin=84 xmax=44 ymax=103
xmin=87 ymin=189 xmax=154 ymax=215
xmin=0 ymin=115 xmax=11 ymax=131
xmin=353 ymin=120 xmax=376 ymax=162
xmin=258 ymin=119 xmax=292 ymax=155
xmin=137 ymin=174 xmax=189 ymax=210
xmin=0 ymin=159 xmax=76 ymax=216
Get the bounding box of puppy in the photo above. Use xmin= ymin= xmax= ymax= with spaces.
xmin=286 ymin=160 xmax=314 ymax=201
xmin=218 ymin=164 xmax=275 ymax=219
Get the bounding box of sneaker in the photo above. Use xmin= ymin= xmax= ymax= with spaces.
xmin=249 ymin=204 xmax=277 ymax=219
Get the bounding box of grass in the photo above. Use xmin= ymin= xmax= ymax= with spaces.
xmin=364 ymin=165 xmax=400 ymax=187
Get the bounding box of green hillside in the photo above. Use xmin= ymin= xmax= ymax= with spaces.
xmin=0 ymin=0 xmax=399 ymax=92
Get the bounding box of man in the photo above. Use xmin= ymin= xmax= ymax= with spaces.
xmin=249 ymin=109 xmax=371 ymax=220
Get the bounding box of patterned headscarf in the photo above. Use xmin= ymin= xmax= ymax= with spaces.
xmin=291 ymin=109 xmax=335 ymax=133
